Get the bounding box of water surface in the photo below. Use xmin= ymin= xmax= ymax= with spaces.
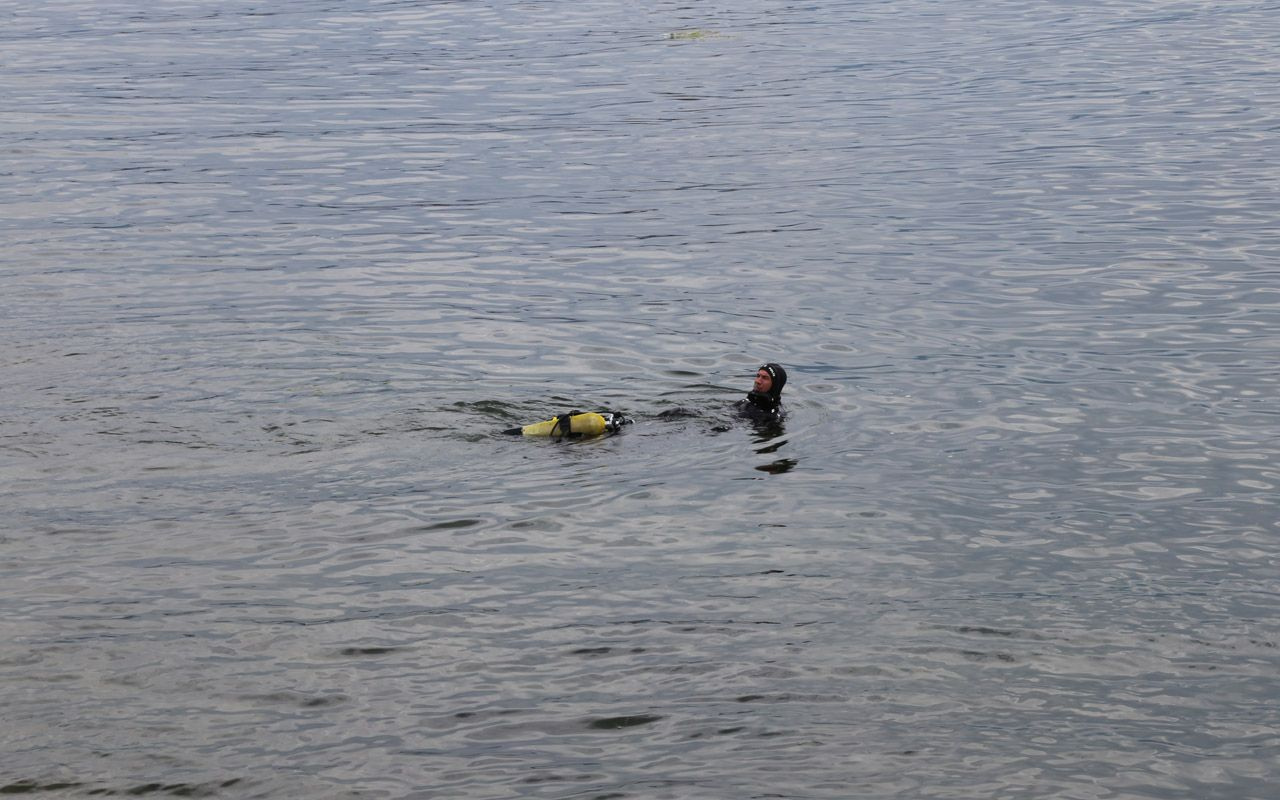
xmin=3 ymin=1 xmax=1278 ymax=797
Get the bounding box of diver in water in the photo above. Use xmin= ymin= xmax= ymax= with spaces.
xmin=736 ymin=362 xmax=787 ymax=423
xmin=505 ymin=362 xmax=788 ymax=437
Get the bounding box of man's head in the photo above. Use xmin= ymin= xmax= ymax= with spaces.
xmin=753 ymin=363 xmax=787 ymax=399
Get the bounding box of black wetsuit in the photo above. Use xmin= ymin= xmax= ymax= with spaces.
xmin=736 ymin=391 xmax=784 ymax=423
xmin=734 ymin=362 xmax=787 ymax=423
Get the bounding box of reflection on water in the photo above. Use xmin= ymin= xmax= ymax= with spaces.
xmin=3 ymin=0 xmax=1278 ymax=797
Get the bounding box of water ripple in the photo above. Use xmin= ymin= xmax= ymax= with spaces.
xmin=4 ymin=1 xmax=1279 ymax=798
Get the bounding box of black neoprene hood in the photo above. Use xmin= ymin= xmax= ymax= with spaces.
xmin=760 ymin=362 xmax=787 ymax=399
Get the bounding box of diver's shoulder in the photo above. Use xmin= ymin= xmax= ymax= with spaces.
xmin=734 ymin=398 xmax=785 ymax=422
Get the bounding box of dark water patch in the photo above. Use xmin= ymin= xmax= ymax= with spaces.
xmin=586 ymin=714 xmax=663 ymax=731
xmin=685 ymin=725 xmax=748 ymax=740
xmin=1 ymin=780 xmax=242 ymax=798
xmin=238 ymin=691 xmax=348 ymax=709
xmin=417 ymin=518 xmax=483 ymax=531
xmin=959 ymin=649 xmax=1019 ymax=664
xmin=571 ymin=647 xmax=615 ymax=656
xmin=1 ymin=782 xmax=83 ymax=795
xmin=950 ymin=625 xmax=1035 ymax=639
xmin=735 ymin=693 xmax=846 ymax=704
xmin=754 ymin=457 xmax=797 ymax=474
xmin=335 ymin=646 xmax=401 ymax=657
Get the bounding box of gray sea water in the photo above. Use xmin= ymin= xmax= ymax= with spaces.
xmin=3 ymin=1 xmax=1279 ymax=797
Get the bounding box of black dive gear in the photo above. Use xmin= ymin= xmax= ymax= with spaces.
xmin=738 ymin=362 xmax=787 ymax=421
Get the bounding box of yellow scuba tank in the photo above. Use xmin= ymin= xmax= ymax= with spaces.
xmin=521 ymin=412 xmax=608 ymax=437
xmin=503 ymin=411 xmax=631 ymax=438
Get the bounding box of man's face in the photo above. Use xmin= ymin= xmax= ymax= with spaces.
xmin=753 ymin=369 xmax=773 ymax=394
